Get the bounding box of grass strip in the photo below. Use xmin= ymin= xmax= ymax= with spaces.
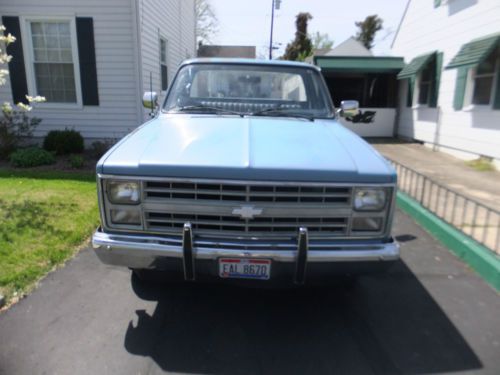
xmin=0 ymin=168 xmax=99 ymax=305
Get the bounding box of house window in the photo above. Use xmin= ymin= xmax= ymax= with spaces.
xmin=29 ymin=21 xmax=77 ymax=103
xmin=418 ymin=61 xmax=434 ymax=105
xmin=471 ymin=51 xmax=498 ymax=105
xmin=160 ymin=38 xmax=168 ymax=91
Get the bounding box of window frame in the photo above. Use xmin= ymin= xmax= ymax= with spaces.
xmin=465 ymin=55 xmax=499 ymax=109
xmin=159 ymin=36 xmax=168 ymax=92
xmin=20 ymin=16 xmax=82 ymax=108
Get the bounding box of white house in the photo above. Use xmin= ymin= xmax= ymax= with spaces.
xmin=392 ymin=0 xmax=500 ymax=166
xmin=1 ymin=0 xmax=196 ymax=142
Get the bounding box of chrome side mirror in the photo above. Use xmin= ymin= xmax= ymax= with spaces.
xmin=142 ymin=91 xmax=158 ymax=109
xmin=339 ymin=100 xmax=360 ymax=118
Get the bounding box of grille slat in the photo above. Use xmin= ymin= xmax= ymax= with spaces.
xmin=147 ymin=218 xmax=347 ymax=229
xmin=145 ymin=181 xmax=351 ymax=204
xmin=145 ymin=189 xmax=350 ymax=198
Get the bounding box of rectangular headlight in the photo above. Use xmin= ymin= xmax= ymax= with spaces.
xmin=106 ymin=180 xmax=141 ymax=205
xmin=110 ymin=209 xmax=141 ymax=225
xmin=353 ymin=188 xmax=387 ymax=211
xmin=352 ymin=217 xmax=382 ymax=232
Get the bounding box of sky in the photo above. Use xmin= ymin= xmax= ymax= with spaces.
xmin=209 ymin=0 xmax=409 ymax=58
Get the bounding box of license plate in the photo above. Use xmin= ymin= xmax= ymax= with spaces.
xmin=219 ymin=258 xmax=271 ymax=280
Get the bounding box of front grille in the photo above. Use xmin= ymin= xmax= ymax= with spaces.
xmin=144 ymin=181 xmax=351 ymax=204
xmin=138 ymin=179 xmax=356 ymax=239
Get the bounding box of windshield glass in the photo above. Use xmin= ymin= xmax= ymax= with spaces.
xmin=163 ymin=63 xmax=334 ymax=118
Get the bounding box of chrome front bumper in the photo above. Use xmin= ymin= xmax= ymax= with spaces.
xmin=92 ymin=225 xmax=399 ymax=283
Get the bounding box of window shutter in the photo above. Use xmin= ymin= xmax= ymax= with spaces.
xmin=493 ymin=66 xmax=500 ymax=110
xmin=453 ymin=67 xmax=468 ymax=110
xmin=161 ymin=65 xmax=168 ymax=91
xmin=429 ymin=52 xmax=443 ymax=108
xmin=406 ymin=77 xmax=414 ymax=107
xmin=2 ymin=16 xmax=29 ymax=104
xmin=76 ymin=17 xmax=99 ymax=106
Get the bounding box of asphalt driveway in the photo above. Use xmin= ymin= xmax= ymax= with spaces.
xmin=0 ymin=210 xmax=499 ymax=375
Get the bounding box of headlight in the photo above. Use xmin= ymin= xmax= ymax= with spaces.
xmin=106 ymin=180 xmax=141 ymax=204
xmin=110 ymin=209 xmax=141 ymax=225
xmin=353 ymin=188 xmax=387 ymax=211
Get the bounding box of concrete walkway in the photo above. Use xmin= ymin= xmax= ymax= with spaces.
xmin=372 ymin=141 xmax=500 ymax=211
xmin=372 ymin=141 xmax=500 ymax=254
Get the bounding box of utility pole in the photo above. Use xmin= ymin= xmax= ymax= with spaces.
xmin=269 ymin=0 xmax=281 ymax=59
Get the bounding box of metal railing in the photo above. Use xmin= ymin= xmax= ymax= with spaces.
xmin=390 ymin=160 xmax=500 ymax=254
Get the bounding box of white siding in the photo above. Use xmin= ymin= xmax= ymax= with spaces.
xmin=392 ymin=0 xmax=500 ymax=161
xmin=137 ymin=0 xmax=196 ymax=119
xmin=0 ymin=0 xmax=143 ymax=140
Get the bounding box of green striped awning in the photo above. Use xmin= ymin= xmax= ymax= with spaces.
xmin=446 ymin=34 xmax=500 ymax=69
xmin=397 ymin=52 xmax=436 ymax=79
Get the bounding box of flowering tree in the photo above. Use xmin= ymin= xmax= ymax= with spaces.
xmin=0 ymin=25 xmax=15 ymax=87
xmin=0 ymin=25 xmax=45 ymax=158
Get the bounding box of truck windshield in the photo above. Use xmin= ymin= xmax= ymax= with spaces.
xmin=163 ymin=63 xmax=335 ymax=118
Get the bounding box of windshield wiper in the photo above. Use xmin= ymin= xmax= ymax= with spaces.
xmin=173 ymin=105 xmax=244 ymax=117
xmin=251 ymin=106 xmax=314 ymax=122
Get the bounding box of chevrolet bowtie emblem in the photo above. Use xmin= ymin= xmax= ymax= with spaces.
xmin=232 ymin=205 xmax=263 ymax=220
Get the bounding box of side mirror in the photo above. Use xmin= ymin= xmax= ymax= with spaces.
xmin=142 ymin=91 xmax=158 ymax=109
xmin=339 ymin=100 xmax=360 ymax=117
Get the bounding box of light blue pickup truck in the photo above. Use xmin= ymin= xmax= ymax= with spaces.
xmin=92 ymin=58 xmax=399 ymax=285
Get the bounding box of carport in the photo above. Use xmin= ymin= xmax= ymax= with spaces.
xmin=314 ymin=55 xmax=404 ymax=137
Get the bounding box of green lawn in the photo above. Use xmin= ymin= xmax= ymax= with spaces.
xmin=0 ymin=169 xmax=99 ymax=305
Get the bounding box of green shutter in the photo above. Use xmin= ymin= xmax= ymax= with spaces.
xmin=429 ymin=52 xmax=443 ymax=108
xmin=406 ymin=77 xmax=415 ymax=107
xmin=453 ymin=67 xmax=468 ymax=110
xmin=434 ymin=0 xmax=441 ymax=8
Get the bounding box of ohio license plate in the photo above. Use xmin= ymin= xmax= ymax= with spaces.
xmin=219 ymin=258 xmax=271 ymax=280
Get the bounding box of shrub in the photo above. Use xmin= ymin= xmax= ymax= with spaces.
xmin=0 ymin=103 xmax=42 ymax=159
xmin=9 ymin=147 xmax=55 ymax=168
xmin=43 ymin=129 xmax=84 ymax=155
xmin=89 ymin=139 xmax=115 ymax=159
xmin=69 ymin=154 xmax=85 ymax=169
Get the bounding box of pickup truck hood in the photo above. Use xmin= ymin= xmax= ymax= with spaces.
xmin=98 ymin=114 xmax=396 ymax=183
